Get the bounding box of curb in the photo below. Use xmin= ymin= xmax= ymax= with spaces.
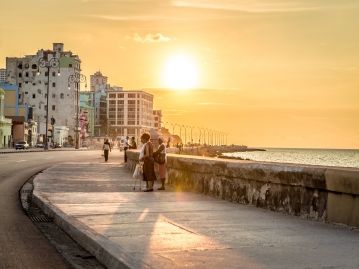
xmin=32 ymin=188 xmax=151 ymax=269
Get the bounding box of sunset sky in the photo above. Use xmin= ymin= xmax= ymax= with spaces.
xmin=1 ymin=0 xmax=358 ymax=149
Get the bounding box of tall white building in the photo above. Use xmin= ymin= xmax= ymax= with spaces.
xmin=0 ymin=68 xmax=6 ymax=82
xmin=5 ymin=43 xmax=83 ymax=145
xmin=107 ymin=90 xmax=154 ymax=144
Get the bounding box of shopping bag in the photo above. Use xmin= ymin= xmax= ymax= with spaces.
xmin=133 ymin=163 xmax=143 ymax=179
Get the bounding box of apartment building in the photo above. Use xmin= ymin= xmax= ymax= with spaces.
xmin=0 ymin=68 xmax=6 ymax=82
xmin=107 ymin=90 xmax=154 ymax=144
xmin=5 ymin=43 xmax=83 ymax=145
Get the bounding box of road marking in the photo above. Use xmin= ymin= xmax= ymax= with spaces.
xmin=45 ymin=157 xmax=54 ymax=159
xmin=17 ymin=160 xmax=27 ymax=162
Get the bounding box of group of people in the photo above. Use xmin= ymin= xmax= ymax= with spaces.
xmin=102 ymin=132 xmax=167 ymax=192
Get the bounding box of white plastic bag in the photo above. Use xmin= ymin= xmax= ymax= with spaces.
xmin=133 ymin=163 xmax=143 ymax=179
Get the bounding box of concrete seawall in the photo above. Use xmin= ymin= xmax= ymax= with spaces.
xmin=126 ymin=150 xmax=359 ymax=228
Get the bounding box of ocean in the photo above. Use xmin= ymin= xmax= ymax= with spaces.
xmin=223 ymin=148 xmax=359 ymax=168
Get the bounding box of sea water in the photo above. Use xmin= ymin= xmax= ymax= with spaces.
xmin=223 ymin=148 xmax=359 ymax=168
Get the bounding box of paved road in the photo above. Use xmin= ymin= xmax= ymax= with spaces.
xmin=0 ymin=149 xmax=121 ymax=268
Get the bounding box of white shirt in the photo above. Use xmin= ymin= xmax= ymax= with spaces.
xmin=139 ymin=142 xmax=147 ymax=159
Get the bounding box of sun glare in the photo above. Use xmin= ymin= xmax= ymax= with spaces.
xmin=162 ymin=54 xmax=198 ymax=89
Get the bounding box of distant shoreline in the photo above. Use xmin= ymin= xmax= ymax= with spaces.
xmin=216 ymin=148 xmax=265 ymax=160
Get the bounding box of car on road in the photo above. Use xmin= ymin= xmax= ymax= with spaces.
xmin=15 ymin=140 xmax=29 ymax=150
xmin=35 ymin=142 xmax=44 ymax=148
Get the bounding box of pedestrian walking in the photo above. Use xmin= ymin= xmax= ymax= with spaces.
xmin=153 ymin=136 xmax=167 ymax=190
xmin=124 ymin=136 xmax=129 ymax=162
xmin=139 ymin=132 xmax=157 ymax=192
xmin=103 ymin=139 xmax=111 ymax=162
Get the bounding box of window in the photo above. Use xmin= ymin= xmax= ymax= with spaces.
xmin=45 ymin=72 xmax=48 ymax=76
xmin=18 ymin=63 xmax=23 ymax=69
xmin=25 ymin=72 xmax=29 ymax=77
xmin=44 ymin=105 xmax=47 ymax=110
xmin=39 ymin=104 xmax=41 ymax=109
xmin=69 ymin=64 xmax=72 ymax=68
xmin=19 ymin=73 xmax=22 ymax=77
xmin=128 ymin=94 xmax=136 ymax=98
xmin=52 ymin=82 xmax=56 ymax=87
xmin=52 ymin=94 xmax=55 ymax=98
xmin=109 ymin=94 xmax=116 ymax=98
xmin=117 ymin=100 xmax=124 ymax=104
xmin=45 ymin=94 xmax=47 ymax=98
xmin=109 ymin=100 xmax=116 ymax=105
xmin=118 ymin=94 xmax=124 ymax=98
xmin=32 ymin=64 xmax=37 ymax=69
xmin=60 ymin=93 xmax=64 ymax=99
xmin=25 ymin=63 xmax=29 ymax=69
xmin=19 ymin=83 xmax=22 ymax=88
xmin=128 ymin=121 xmax=135 ymax=125
xmin=25 ymin=92 xmax=28 ymax=94
xmin=52 ymin=105 xmax=55 ymax=110
xmin=52 ymin=72 xmax=56 ymax=77
xmin=128 ymin=100 xmax=136 ymax=105
xmin=32 ymin=94 xmax=36 ymax=98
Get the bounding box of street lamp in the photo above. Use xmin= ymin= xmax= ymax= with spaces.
xmin=204 ymin=128 xmax=208 ymax=145
xmin=198 ymin=127 xmax=202 ymax=145
xmin=68 ymin=74 xmax=87 ymax=149
xmin=170 ymin=123 xmax=177 ymax=137
xmin=37 ymin=57 xmax=60 ymax=150
xmin=189 ymin=126 xmax=194 ymax=145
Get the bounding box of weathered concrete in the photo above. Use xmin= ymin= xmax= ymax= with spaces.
xmin=126 ymin=150 xmax=359 ymax=228
xmin=32 ymin=161 xmax=359 ymax=269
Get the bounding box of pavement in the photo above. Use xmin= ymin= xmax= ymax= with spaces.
xmin=30 ymin=159 xmax=359 ymax=269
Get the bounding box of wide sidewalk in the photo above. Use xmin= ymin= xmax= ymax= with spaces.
xmin=32 ymin=161 xmax=359 ymax=269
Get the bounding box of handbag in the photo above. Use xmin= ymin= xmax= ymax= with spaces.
xmin=154 ymin=153 xmax=166 ymax=164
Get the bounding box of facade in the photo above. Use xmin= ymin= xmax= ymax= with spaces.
xmin=0 ymin=68 xmax=6 ymax=82
xmin=89 ymin=71 xmax=112 ymax=136
xmin=0 ymin=87 xmax=12 ymax=148
xmin=80 ymin=93 xmax=95 ymax=137
xmin=1 ymin=82 xmax=30 ymax=144
xmin=153 ymin=110 xmax=162 ymax=132
xmin=107 ymin=90 xmax=154 ymax=146
xmin=5 ymin=43 xmax=83 ymax=146
xmin=90 ymin=71 xmax=110 ymax=92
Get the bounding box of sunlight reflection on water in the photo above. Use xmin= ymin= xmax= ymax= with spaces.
xmin=224 ymin=148 xmax=359 ymax=168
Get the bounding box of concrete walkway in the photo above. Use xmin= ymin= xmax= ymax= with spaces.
xmin=32 ymin=162 xmax=359 ymax=269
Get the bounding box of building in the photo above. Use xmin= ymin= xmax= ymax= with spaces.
xmin=90 ymin=71 xmax=110 ymax=92
xmin=0 ymin=68 xmax=6 ymax=82
xmin=106 ymin=90 xmax=154 ymax=145
xmin=153 ymin=110 xmax=162 ymax=132
xmin=0 ymin=86 xmax=12 ymax=148
xmin=5 ymin=43 xmax=83 ymax=146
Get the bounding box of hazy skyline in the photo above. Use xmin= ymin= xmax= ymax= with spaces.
xmin=1 ymin=0 xmax=358 ymax=149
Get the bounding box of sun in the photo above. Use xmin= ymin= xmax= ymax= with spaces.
xmin=162 ymin=54 xmax=198 ymax=89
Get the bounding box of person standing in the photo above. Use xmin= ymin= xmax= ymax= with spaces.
xmin=139 ymin=132 xmax=157 ymax=192
xmin=124 ymin=136 xmax=129 ymax=162
xmin=153 ymin=136 xmax=167 ymax=190
xmin=103 ymin=139 xmax=111 ymax=162
xmin=130 ymin=136 xmax=137 ymax=149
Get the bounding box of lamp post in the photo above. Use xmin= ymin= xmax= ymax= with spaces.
xmin=171 ymin=123 xmax=177 ymax=137
xmin=204 ymin=128 xmax=208 ymax=145
xmin=198 ymin=127 xmax=202 ymax=145
xmin=68 ymin=74 xmax=87 ymax=149
xmin=183 ymin=125 xmax=188 ymax=145
xmin=189 ymin=126 xmax=194 ymax=145
xmin=37 ymin=57 xmax=60 ymax=150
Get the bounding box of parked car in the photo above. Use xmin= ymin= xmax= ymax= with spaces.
xmin=53 ymin=142 xmax=62 ymax=148
xmin=35 ymin=142 xmax=44 ymax=148
xmin=81 ymin=141 xmax=88 ymax=148
xmin=15 ymin=140 xmax=29 ymax=150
